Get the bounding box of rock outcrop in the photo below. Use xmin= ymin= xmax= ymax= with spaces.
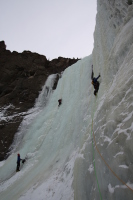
xmin=0 ymin=41 xmax=79 ymax=161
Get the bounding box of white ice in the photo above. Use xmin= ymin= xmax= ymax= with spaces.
xmin=0 ymin=0 xmax=133 ymax=200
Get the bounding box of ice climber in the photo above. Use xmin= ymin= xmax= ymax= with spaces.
xmin=16 ymin=153 xmax=22 ymax=172
xmin=91 ymin=65 xmax=100 ymax=96
xmin=58 ymin=99 xmax=62 ymax=107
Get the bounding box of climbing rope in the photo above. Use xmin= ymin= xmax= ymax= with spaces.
xmin=91 ymin=97 xmax=102 ymax=200
xmin=91 ymin=101 xmax=133 ymax=193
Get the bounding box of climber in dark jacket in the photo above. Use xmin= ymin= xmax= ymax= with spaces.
xmin=91 ymin=65 xmax=100 ymax=96
xmin=58 ymin=99 xmax=62 ymax=107
xmin=16 ymin=153 xmax=22 ymax=172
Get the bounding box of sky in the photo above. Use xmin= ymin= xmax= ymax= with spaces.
xmin=0 ymin=0 xmax=97 ymax=60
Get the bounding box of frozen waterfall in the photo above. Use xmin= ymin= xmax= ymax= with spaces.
xmin=0 ymin=0 xmax=133 ymax=199
xmin=0 ymin=56 xmax=94 ymax=200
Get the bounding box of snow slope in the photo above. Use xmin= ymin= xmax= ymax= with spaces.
xmin=0 ymin=1 xmax=133 ymax=200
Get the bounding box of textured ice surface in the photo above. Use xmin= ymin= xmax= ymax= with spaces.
xmin=0 ymin=1 xmax=133 ymax=199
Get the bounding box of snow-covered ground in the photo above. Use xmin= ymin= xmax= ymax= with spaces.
xmin=0 ymin=1 xmax=133 ymax=199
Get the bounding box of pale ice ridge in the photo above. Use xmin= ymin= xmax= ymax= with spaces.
xmin=119 ymin=165 xmax=129 ymax=169
xmin=108 ymin=182 xmax=133 ymax=194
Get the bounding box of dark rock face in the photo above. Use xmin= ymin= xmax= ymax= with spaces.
xmin=127 ymin=0 xmax=132 ymax=5
xmin=0 ymin=41 xmax=79 ymax=161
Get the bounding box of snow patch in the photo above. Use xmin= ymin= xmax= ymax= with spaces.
xmin=88 ymin=164 xmax=94 ymax=174
xmin=119 ymin=165 xmax=129 ymax=169
xmin=108 ymin=183 xmax=114 ymax=193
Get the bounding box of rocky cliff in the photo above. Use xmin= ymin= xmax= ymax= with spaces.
xmin=0 ymin=41 xmax=79 ymax=161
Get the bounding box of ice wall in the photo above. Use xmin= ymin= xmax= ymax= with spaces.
xmin=93 ymin=0 xmax=133 ymax=86
xmin=0 ymin=1 xmax=133 ymax=200
xmin=0 ymin=56 xmax=94 ymax=200
xmin=74 ymin=0 xmax=133 ymax=199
